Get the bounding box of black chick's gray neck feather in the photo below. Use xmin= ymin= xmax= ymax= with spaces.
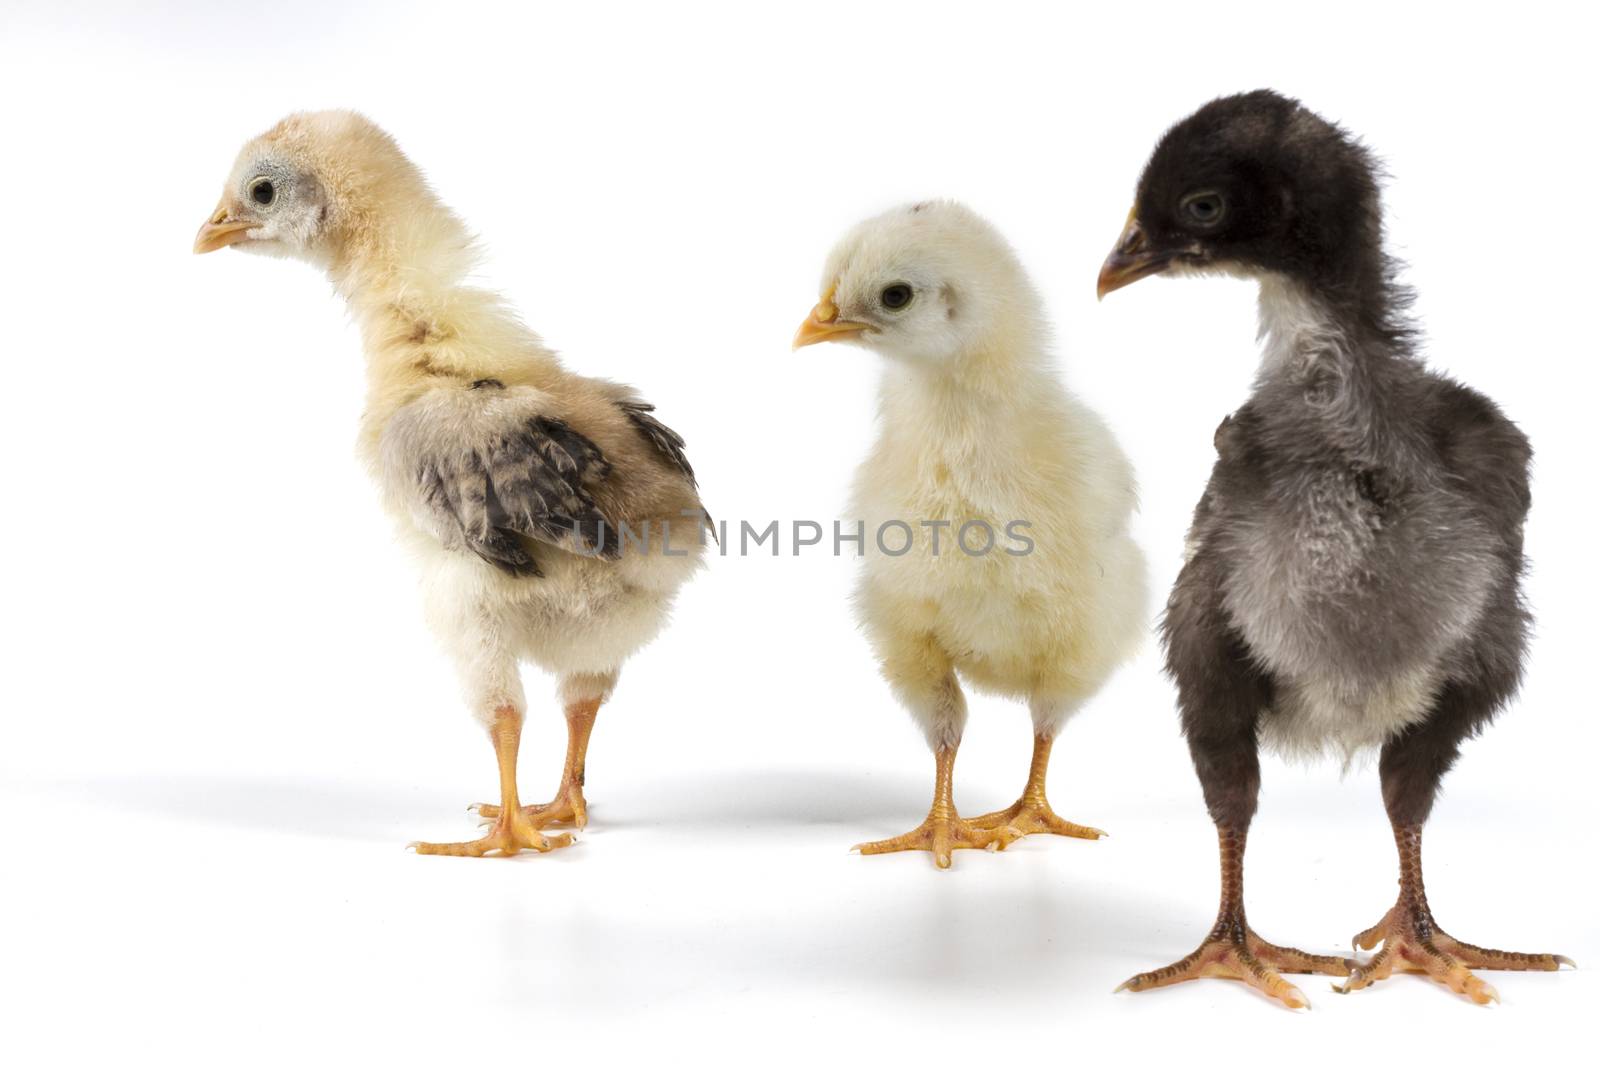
xmin=1247 ymin=272 xmax=1432 ymax=478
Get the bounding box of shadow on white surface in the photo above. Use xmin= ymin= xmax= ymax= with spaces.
xmin=3 ymin=764 xmax=1589 ymax=1061
xmin=40 ymin=774 xmax=460 ymax=841
xmin=34 ymin=766 xmax=932 ymax=838
xmin=598 ymin=767 xmax=928 ymax=828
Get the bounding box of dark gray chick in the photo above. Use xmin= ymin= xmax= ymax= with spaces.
xmin=1099 ymin=89 xmax=1572 ymax=1008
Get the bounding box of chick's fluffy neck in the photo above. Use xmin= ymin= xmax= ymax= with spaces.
xmin=327 ymin=191 xmax=563 ymax=406
xmin=1251 ymin=272 xmax=1425 ymax=468
xmin=876 ymin=313 xmax=1054 ymax=440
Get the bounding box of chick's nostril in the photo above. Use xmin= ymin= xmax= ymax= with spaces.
xmin=1118 ymin=223 xmax=1148 ymax=255
xmin=210 ymin=207 xmax=229 ymax=225
xmin=814 ymin=283 xmax=841 ymax=323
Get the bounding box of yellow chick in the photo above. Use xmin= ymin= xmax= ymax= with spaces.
xmin=796 ymin=201 xmax=1147 ymax=868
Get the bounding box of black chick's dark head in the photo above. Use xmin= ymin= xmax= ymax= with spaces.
xmin=1098 ymin=90 xmax=1386 ymax=305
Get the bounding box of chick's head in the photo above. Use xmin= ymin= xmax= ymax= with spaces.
xmin=795 ymin=200 xmax=1034 ymax=365
xmin=193 ymin=110 xmax=434 ymax=266
xmin=1097 ymin=89 xmax=1381 ymax=298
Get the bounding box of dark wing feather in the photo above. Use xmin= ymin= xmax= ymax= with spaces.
xmin=620 ymin=401 xmax=696 ymax=486
xmin=1430 ymin=379 xmax=1532 ymax=547
xmin=418 ymin=456 xmax=540 ymax=575
xmin=421 ymin=414 xmax=619 ymax=577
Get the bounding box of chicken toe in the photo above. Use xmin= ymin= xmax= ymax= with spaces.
xmin=1120 ymin=826 xmax=1351 ymax=1008
xmin=855 ymin=744 xmax=1020 ymax=868
xmin=472 ymin=777 xmax=586 ymax=830
xmin=1339 ymin=902 xmax=1571 ymax=1004
xmin=412 ymin=806 xmax=575 ymax=858
xmin=414 ymin=706 xmax=575 ymax=858
xmin=1118 ymin=927 xmax=1344 ymax=1010
xmin=968 ymin=798 xmax=1104 ymax=841
xmin=967 ymin=736 xmax=1105 ymax=842
xmin=1339 ymin=825 xmax=1574 ymax=1003
xmin=471 ymin=697 xmax=598 ymax=830
xmin=854 ymin=812 xmax=1015 ymax=870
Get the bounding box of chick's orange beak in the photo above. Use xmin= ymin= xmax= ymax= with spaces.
xmin=193 ymin=200 xmax=258 ymax=254
xmin=1096 ymin=211 xmax=1171 ymax=300
xmin=793 ymin=285 xmax=872 ymax=349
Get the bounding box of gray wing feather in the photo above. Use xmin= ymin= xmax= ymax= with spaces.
xmin=620 ymin=401 xmax=696 ymax=486
xmin=383 ymin=389 xmax=618 ymax=577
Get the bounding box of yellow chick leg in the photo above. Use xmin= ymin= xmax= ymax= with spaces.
xmin=411 ymin=706 xmax=575 ymax=858
xmin=474 ymin=697 xmax=600 ymax=830
xmin=854 ymin=745 xmax=1016 ymax=869
xmin=967 ymin=734 xmax=1106 ymax=841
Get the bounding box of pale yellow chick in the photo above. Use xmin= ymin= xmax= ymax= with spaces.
xmin=796 ymin=201 xmax=1147 ymax=868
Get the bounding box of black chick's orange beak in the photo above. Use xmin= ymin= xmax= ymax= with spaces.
xmin=1097 ymin=211 xmax=1180 ymax=300
xmin=193 ymin=200 xmax=258 ymax=254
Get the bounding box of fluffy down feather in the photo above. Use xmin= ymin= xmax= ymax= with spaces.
xmin=198 ymin=111 xmax=706 ymax=723
xmin=817 ymin=202 xmax=1148 ymax=749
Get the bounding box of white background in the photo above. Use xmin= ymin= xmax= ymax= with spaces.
xmin=2 ymin=1 xmax=1596 ymax=1062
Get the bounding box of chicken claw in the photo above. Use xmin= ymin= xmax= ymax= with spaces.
xmin=472 ymin=698 xmax=598 ymax=830
xmin=412 ymin=705 xmax=579 ymax=857
xmin=470 ymin=793 xmax=585 ymax=825
xmin=966 ymin=734 xmax=1106 ymax=843
xmin=1338 ymin=902 xmax=1573 ymax=1004
xmin=472 ymin=778 xmax=587 ymax=829
xmin=854 ymin=744 xmax=1020 ymax=868
xmin=411 ymin=807 xmax=574 ymax=858
xmin=854 ymin=812 xmax=1017 ymax=870
xmin=1120 ymin=826 xmax=1350 ymax=1008
xmin=968 ymin=797 xmax=1105 ymax=841
xmin=1119 ymin=927 xmax=1351 ymax=1010
xmin=1337 ymin=825 xmax=1574 ymax=1003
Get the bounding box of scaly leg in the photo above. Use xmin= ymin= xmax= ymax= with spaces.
xmin=968 ymin=733 xmax=1105 ymax=842
xmin=1118 ymin=826 xmax=1352 ymax=1009
xmin=412 ymin=706 xmax=574 ymax=858
xmin=1130 ymin=550 xmax=1349 ymax=1005
xmin=474 ymin=697 xmax=600 ymax=829
xmin=854 ymin=745 xmax=1016 ymax=869
xmin=1338 ymin=823 xmax=1574 ymax=1003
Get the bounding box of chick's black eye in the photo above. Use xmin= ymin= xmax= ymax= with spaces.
xmin=1180 ymin=190 xmax=1224 ymax=227
xmin=249 ymin=178 xmax=276 ymax=206
xmin=880 ymin=283 xmax=913 ymax=310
